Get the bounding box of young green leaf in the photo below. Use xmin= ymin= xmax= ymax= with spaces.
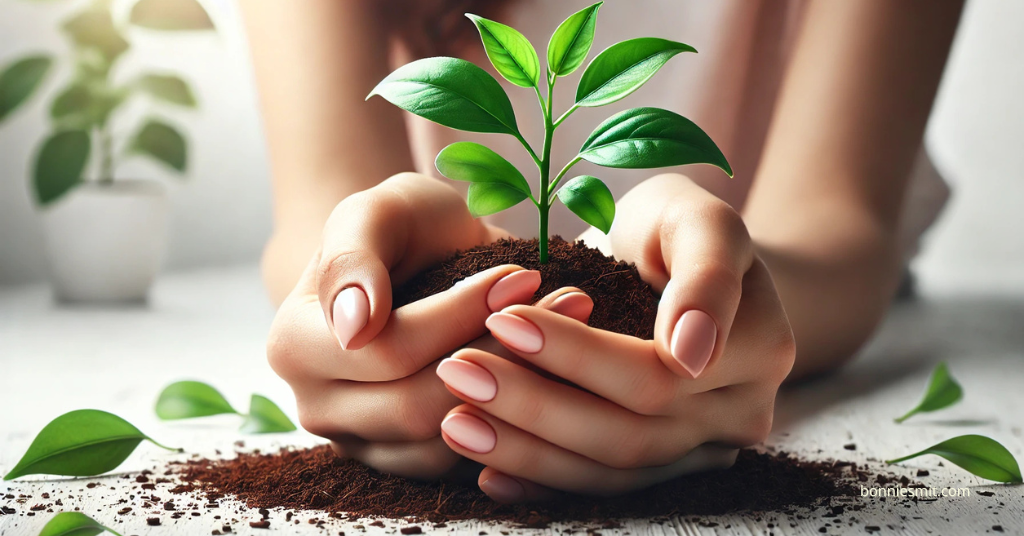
xmin=33 ymin=130 xmax=90 ymax=206
xmin=556 ymin=176 xmax=615 ymax=233
xmin=50 ymin=84 xmax=94 ymax=123
xmin=578 ymin=107 xmax=732 ymax=175
xmin=436 ymin=142 xmax=532 ymax=217
xmin=239 ymin=395 xmax=297 ymax=434
xmin=886 ymin=435 xmax=1022 ymax=483
xmin=155 ymin=381 xmax=239 ymax=420
xmin=547 ymin=2 xmax=602 ymax=77
xmin=62 ymin=8 xmax=130 ymax=62
xmin=575 ymin=38 xmax=695 ymax=107
xmin=3 ymin=409 xmax=177 ymax=481
xmin=130 ymin=0 xmax=215 ymax=31
xmin=367 ymin=57 xmax=520 ymax=136
xmin=0 ymin=55 xmax=52 ymax=122
xmin=894 ymin=362 xmax=963 ymax=423
xmin=39 ymin=512 xmax=122 ymax=536
xmin=130 ymin=119 xmax=187 ymax=172
xmin=467 ymin=14 xmax=540 ymax=88
xmin=137 ymin=74 xmax=197 ymax=107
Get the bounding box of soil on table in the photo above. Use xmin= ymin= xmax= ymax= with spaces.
xmin=393 ymin=236 xmax=659 ymax=339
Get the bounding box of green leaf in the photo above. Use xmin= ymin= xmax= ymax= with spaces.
xmin=63 ymin=8 xmax=130 ymax=62
xmin=0 ymin=55 xmax=52 ymax=122
xmin=130 ymin=0 xmax=215 ymax=31
xmin=466 ymin=14 xmax=539 ymax=88
xmin=137 ymin=74 xmax=196 ymax=107
xmin=575 ymin=38 xmax=695 ymax=107
xmin=556 ymin=175 xmax=615 ymax=233
xmin=239 ymin=395 xmax=297 ymax=434
xmin=367 ymin=57 xmax=520 ymax=136
xmin=578 ymin=107 xmax=732 ymax=175
xmin=894 ymin=362 xmax=963 ymax=423
xmin=33 ymin=130 xmax=90 ymax=206
xmin=435 ymin=141 xmax=532 ymax=217
xmin=39 ymin=512 xmax=122 ymax=536
xmin=886 ymin=435 xmax=1022 ymax=483
xmin=3 ymin=409 xmax=175 ymax=481
xmin=129 ymin=119 xmax=187 ymax=172
xmin=155 ymin=381 xmax=238 ymax=420
xmin=547 ymin=2 xmax=602 ymax=77
xmin=50 ymin=84 xmax=94 ymax=124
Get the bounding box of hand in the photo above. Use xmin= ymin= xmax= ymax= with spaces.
xmin=266 ymin=172 xmax=588 ymax=479
xmin=434 ymin=174 xmax=796 ymax=501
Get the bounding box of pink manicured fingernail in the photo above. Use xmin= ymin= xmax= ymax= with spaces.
xmin=441 ymin=413 xmax=496 ymax=453
xmin=486 ymin=270 xmax=541 ymax=312
xmin=549 ymin=291 xmax=593 ymax=321
xmin=332 ymin=287 xmax=369 ymax=350
xmin=480 ymin=473 xmax=525 ymax=503
xmin=436 ymin=358 xmax=497 ymax=402
xmin=670 ymin=310 xmax=717 ymax=378
xmin=486 ymin=313 xmax=543 ymax=353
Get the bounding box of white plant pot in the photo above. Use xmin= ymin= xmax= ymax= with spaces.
xmin=41 ymin=180 xmax=169 ymax=303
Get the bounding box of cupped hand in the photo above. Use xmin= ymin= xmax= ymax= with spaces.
xmin=434 ymin=174 xmax=796 ymax=501
xmin=267 ymin=172 xmax=591 ymax=479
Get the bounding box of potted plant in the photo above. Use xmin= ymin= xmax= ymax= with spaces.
xmin=0 ymin=0 xmax=214 ymax=302
xmin=371 ymin=3 xmax=732 ymax=335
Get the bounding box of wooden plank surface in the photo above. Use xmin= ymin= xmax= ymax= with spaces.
xmin=2 ymin=266 xmax=1022 ymax=535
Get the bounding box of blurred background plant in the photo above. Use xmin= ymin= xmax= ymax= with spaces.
xmin=0 ymin=0 xmax=214 ymax=206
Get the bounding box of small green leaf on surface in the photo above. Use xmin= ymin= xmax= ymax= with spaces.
xmin=556 ymin=175 xmax=615 ymax=233
xmin=886 ymin=435 xmax=1022 ymax=483
xmin=0 ymin=55 xmax=52 ymax=122
xmin=239 ymin=395 xmax=297 ymax=434
xmin=130 ymin=0 xmax=215 ymax=31
xmin=137 ymin=74 xmax=196 ymax=107
xmin=130 ymin=119 xmax=187 ymax=172
xmin=33 ymin=130 xmax=90 ymax=206
xmin=467 ymin=14 xmax=539 ymax=88
xmin=62 ymin=9 xmax=130 ymax=61
xmin=3 ymin=409 xmax=176 ymax=481
xmin=436 ymin=141 xmax=532 ymax=217
xmin=575 ymin=38 xmax=695 ymax=107
xmin=547 ymin=2 xmax=602 ymax=77
xmin=368 ymin=57 xmax=520 ymax=136
xmin=39 ymin=512 xmax=122 ymax=536
xmin=155 ymin=381 xmax=238 ymax=420
xmin=895 ymin=362 xmax=963 ymax=423
xmin=579 ymin=107 xmax=732 ymax=175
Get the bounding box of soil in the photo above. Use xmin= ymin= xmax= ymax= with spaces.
xmin=393 ymin=237 xmax=659 ymax=339
xmin=168 ymin=445 xmax=889 ymax=527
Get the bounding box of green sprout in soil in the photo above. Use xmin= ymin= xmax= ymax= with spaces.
xmin=368 ymin=2 xmax=732 ymax=263
xmin=155 ymin=380 xmax=297 ymax=434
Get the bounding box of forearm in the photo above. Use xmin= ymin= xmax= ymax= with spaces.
xmin=239 ymin=0 xmax=416 ymax=303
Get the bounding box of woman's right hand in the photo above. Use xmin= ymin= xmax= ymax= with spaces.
xmin=266 ymin=172 xmax=588 ymax=478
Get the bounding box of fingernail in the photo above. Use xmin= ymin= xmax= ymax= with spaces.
xmin=480 ymin=473 xmax=525 ymax=503
xmin=670 ymin=310 xmax=717 ymax=378
xmin=436 ymin=358 xmax=497 ymax=402
xmin=441 ymin=413 xmax=496 ymax=454
xmin=332 ymin=287 xmax=369 ymax=350
xmin=548 ymin=291 xmax=593 ymax=320
xmin=486 ymin=270 xmax=541 ymax=312
xmin=485 ymin=312 xmax=543 ymax=353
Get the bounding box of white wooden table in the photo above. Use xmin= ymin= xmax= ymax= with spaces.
xmin=2 ymin=265 xmax=1022 ymax=535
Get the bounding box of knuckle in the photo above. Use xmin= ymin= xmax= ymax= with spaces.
xmin=628 ymin=379 xmax=676 ymax=416
xmin=367 ymin=336 xmax=420 ymax=380
xmin=265 ymin=313 xmax=308 ymax=382
xmin=296 ymin=406 xmax=334 ymax=439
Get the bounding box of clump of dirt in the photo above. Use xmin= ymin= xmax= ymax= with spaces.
xmin=169 ymin=445 xmax=877 ymax=526
xmin=393 ymin=236 xmax=659 ymax=339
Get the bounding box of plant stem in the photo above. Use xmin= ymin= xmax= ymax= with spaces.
xmin=553 ymin=103 xmax=578 ymax=129
xmin=538 ymin=78 xmax=556 ymax=264
xmin=548 ymin=155 xmax=582 ymax=199
xmin=98 ymin=124 xmax=114 ymax=184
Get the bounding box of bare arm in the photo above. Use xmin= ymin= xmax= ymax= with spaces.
xmin=239 ymin=0 xmax=415 ymax=304
xmin=743 ymin=0 xmax=963 ymax=379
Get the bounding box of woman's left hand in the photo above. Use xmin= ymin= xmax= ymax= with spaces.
xmin=434 ymin=173 xmax=796 ymax=502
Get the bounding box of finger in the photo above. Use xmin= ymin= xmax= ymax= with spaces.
xmin=653 ymin=180 xmax=754 ymax=379
xmin=331 ymin=435 xmax=461 ymax=480
xmin=440 ymin=406 xmax=697 ymax=496
xmin=440 ymin=348 xmax=681 ymax=468
xmin=478 ymin=467 xmax=558 ymax=504
xmin=315 ymin=174 xmax=492 ymax=350
xmin=271 ymin=264 xmax=541 ymax=382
